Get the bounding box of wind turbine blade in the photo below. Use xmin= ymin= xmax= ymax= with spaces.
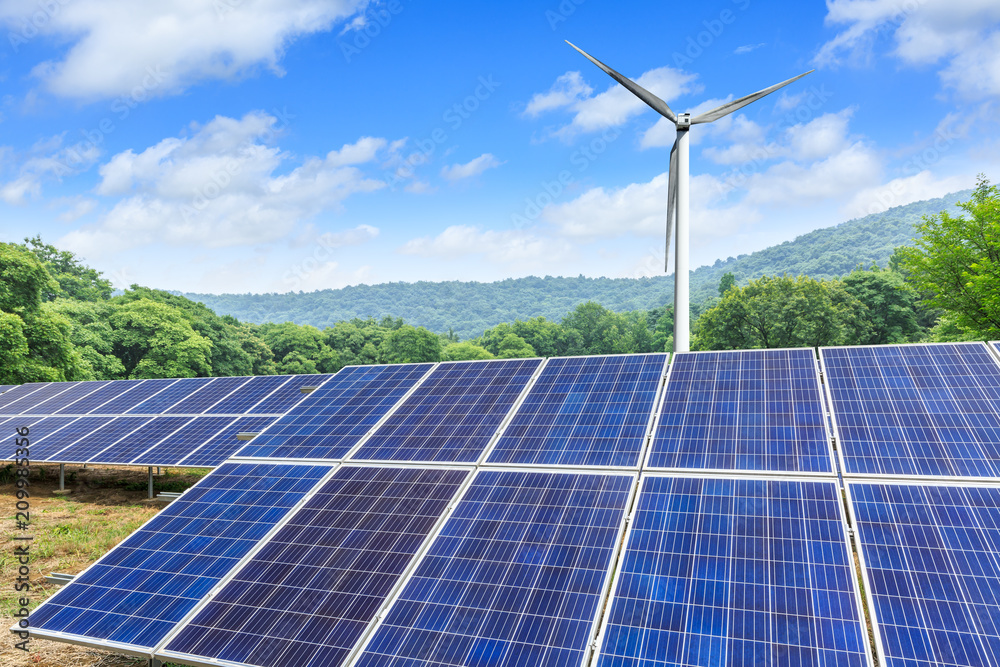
xmin=665 ymin=137 xmax=678 ymax=272
xmin=691 ymin=70 xmax=814 ymax=124
xmin=565 ymin=40 xmax=677 ymax=123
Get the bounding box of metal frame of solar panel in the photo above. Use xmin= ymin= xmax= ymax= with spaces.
xmin=821 ymin=341 xmax=1000 ymax=481
xmin=593 ymin=472 xmax=873 ymax=667
xmin=645 ymin=348 xmax=836 ymax=476
xmin=846 ymin=478 xmax=1000 ymax=667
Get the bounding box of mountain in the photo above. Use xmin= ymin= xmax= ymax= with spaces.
xmin=186 ymin=190 xmax=969 ymax=340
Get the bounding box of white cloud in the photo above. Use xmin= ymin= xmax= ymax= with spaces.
xmin=734 ymin=43 xmax=766 ymax=55
xmin=524 ymin=71 xmax=594 ymax=117
xmin=61 ymin=111 xmax=389 ymax=259
xmin=57 ymin=198 xmax=98 ymax=222
xmin=816 ymin=0 xmax=1000 ymax=98
xmin=639 ymin=96 xmax=733 ymax=149
xmin=0 ymin=0 xmax=371 ymax=99
xmin=843 ymin=171 xmax=971 ymax=219
xmin=316 ymin=224 xmax=379 ymax=248
xmin=399 ymin=225 xmax=572 ymax=264
xmin=0 ymin=135 xmax=101 ymax=204
xmin=441 ymin=153 xmax=503 ymax=181
xmin=542 ymin=173 xmax=668 ymax=239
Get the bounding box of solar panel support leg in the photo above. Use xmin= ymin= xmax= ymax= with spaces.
xmin=148 ymin=467 xmax=154 ymax=499
xmin=149 ymin=659 xmax=162 ymax=667
xmin=59 ymin=464 xmax=64 ymax=491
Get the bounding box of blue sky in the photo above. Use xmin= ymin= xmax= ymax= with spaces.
xmin=1 ymin=0 xmax=997 ymax=294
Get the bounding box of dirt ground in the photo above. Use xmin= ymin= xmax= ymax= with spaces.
xmin=0 ymin=463 xmax=208 ymax=667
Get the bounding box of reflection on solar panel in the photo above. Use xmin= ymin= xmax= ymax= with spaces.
xmin=597 ymin=475 xmax=870 ymax=667
xmin=126 ymin=378 xmax=208 ymax=414
xmin=353 ymin=359 xmax=541 ymax=463
xmin=163 ymin=376 xmax=252 ymax=414
xmin=43 ymin=416 xmax=153 ymax=464
xmin=0 ymin=382 xmax=78 ymax=414
xmin=823 ymin=342 xmax=1000 ymax=477
xmin=250 ymin=374 xmax=336 ymax=415
xmin=163 ymin=465 xmax=470 ymax=667
xmin=648 ymin=349 xmax=833 ymax=473
xmin=239 ymin=364 xmax=434 ymax=460
xmin=89 ymin=379 xmax=178 ymax=414
xmin=20 ymin=381 xmax=110 ymax=414
xmin=178 ymin=416 xmax=277 ymax=467
xmin=851 ymin=482 xmax=1000 ymax=667
xmin=486 ymin=354 xmax=668 ymax=468
xmin=55 ymin=380 xmax=145 ymax=414
xmin=128 ymin=417 xmax=238 ymax=467
xmin=0 ymin=384 xmax=36 ymax=408
xmin=28 ymin=462 xmax=332 ymax=651
xmin=354 ymin=469 xmax=633 ymax=667
xmin=208 ymin=375 xmax=295 ymax=415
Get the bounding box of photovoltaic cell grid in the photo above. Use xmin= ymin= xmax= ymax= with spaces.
xmin=851 ymin=482 xmax=1000 ymax=667
xmin=238 ymin=363 xmax=434 ymax=460
xmin=0 ymin=381 xmax=80 ymax=414
xmin=28 ymin=462 xmax=332 ymax=651
xmin=352 ymin=358 xmax=542 ymax=464
xmin=163 ymin=466 xmax=470 ymax=667
xmin=179 ymin=416 xmax=278 ymax=467
xmin=68 ymin=417 xmax=193 ymax=465
xmin=42 ymin=416 xmax=154 ymax=464
xmin=648 ymin=349 xmax=833 ymax=474
xmin=486 ymin=354 xmax=668 ymax=468
xmin=599 ymin=476 xmax=870 ymax=667
xmin=127 ymin=417 xmax=240 ymax=467
xmin=353 ymin=469 xmax=634 ymax=667
xmin=0 ymin=384 xmax=17 ymax=394
xmin=823 ymin=343 xmax=1000 ymax=478
xmin=162 ymin=376 xmax=252 ymax=414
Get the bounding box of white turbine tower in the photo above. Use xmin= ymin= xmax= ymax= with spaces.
xmin=567 ymin=41 xmax=812 ymax=352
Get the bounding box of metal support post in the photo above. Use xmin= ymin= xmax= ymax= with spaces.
xmin=59 ymin=463 xmax=64 ymax=491
xmin=148 ymin=467 xmax=154 ymax=499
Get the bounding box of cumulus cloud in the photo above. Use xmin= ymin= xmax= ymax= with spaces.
xmin=441 ymin=153 xmax=503 ymax=181
xmin=523 ymin=72 xmax=593 ymax=117
xmin=734 ymin=43 xmax=766 ymax=55
xmin=0 ymin=135 xmax=101 ymax=204
xmin=399 ymin=225 xmax=572 ymax=264
xmin=60 ymin=112 xmax=389 ymax=258
xmin=843 ymin=171 xmax=971 ymax=220
xmin=0 ymin=0 xmax=371 ymax=99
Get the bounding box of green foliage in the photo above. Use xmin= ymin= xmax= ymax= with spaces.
xmin=107 ymin=299 xmax=213 ymax=378
xmin=718 ymin=272 xmax=736 ymax=296
xmin=841 ymin=265 xmax=927 ymax=344
xmin=693 ymin=275 xmax=872 ymax=350
xmin=443 ymin=341 xmax=495 ymax=361
xmin=380 ymin=325 xmax=442 ymax=364
xmin=897 ymin=176 xmax=1000 ymax=339
xmin=495 ymin=333 xmax=536 ymax=359
xmin=22 ymin=236 xmax=113 ymax=301
xmin=258 ymin=322 xmax=339 ymax=374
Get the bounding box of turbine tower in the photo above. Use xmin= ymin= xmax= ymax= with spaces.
xmin=567 ymin=41 xmax=812 ymax=352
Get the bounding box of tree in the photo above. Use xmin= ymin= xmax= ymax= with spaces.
xmin=380 ymin=325 xmax=442 ymax=364
xmin=107 ymin=299 xmax=213 ymax=378
xmin=897 ymin=176 xmax=1000 ymax=338
xmin=47 ymin=299 xmax=127 ymax=379
xmin=841 ymin=265 xmax=927 ymax=344
xmin=496 ymin=333 xmax=536 ymax=359
xmin=443 ymin=341 xmax=495 ymax=361
xmin=718 ymin=272 xmax=736 ymax=297
xmin=258 ymin=322 xmax=339 ymax=374
xmin=693 ymin=275 xmax=872 ymax=350
xmin=22 ymin=236 xmax=113 ymax=302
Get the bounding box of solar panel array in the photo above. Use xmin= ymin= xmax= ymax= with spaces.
xmin=0 ymin=373 xmax=333 ymax=468
xmin=0 ymin=384 xmax=17 ymax=394
xmin=26 ymin=342 xmax=1000 ymax=666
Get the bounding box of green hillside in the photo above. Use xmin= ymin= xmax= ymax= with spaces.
xmin=186 ymin=191 xmax=968 ymax=339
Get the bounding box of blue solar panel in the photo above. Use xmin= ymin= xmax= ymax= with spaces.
xmin=354 ymin=469 xmax=634 ymax=667
xmin=177 ymin=416 xmax=277 ymax=467
xmin=250 ymin=374 xmax=336 ymax=415
xmin=353 ymin=359 xmax=541 ymax=463
xmin=128 ymin=417 xmax=237 ymax=467
xmin=0 ymin=382 xmax=77 ymax=414
xmin=597 ymin=475 xmax=871 ymax=667
xmin=126 ymin=378 xmax=212 ymax=415
xmin=208 ymin=375 xmax=297 ymax=415
xmin=55 ymin=380 xmax=146 ymax=415
xmin=823 ymin=342 xmax=1000 ymax=477
xmin=851 ymin=482 xmax=1000 ymax=667
xmin=22 ymin=381 xmax=112 ymax=414
xmin=0 ymin=417 xmax=80 ymax=460
xmin=27 ymin=462 xmax=333 ymax=651
xmin=164 ymin=376 xmax=253 ymax=414
xmin=95 ymin=379 xmax=179 ymax=414
xmin=162 ymin=466 xmax=470 ymax=667
xmin=238 ymin=364 xmax=434 ymax=460
xmin=19 ymin=417 xmax=114 ymax=461
xmin=648 ymin=349 xmax=834 ymax=473
xmin=487 ymin=354 xmax=667 ymax=468
xmin=0 ymin=384 xmax=42 ymax=411
xmin=87 ymin=417 xmax=195 ymax=465
xmin=0 ymin=385 xmax=17 ymax=394
xmin=43 ymin=416 xmax=153 ymax=464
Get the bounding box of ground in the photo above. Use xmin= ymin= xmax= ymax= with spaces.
xmin=0 ymin=464 xmax=208 ymax=667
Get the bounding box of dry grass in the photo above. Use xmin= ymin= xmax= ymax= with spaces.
xmin=0 ymin=464 xmax=208 ymax=667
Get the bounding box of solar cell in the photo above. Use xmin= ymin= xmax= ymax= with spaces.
xmin=822 ymin=342 xmax=1000 ymax=478
xmin=486 ymin=354 xmax=668 ymax=468
xmin=43 ymin=416 xmax=153 ymax=464
xmin=178 ymin=416 xmax=278 ymax=467
xmin=0 ymin=417 xmax=81 ymax=460
xmin=86 ymin=417 xmax=195 ymax=465
xmin=55 ymin=380 xmax=146 ymax=415
xmin=161 ymin=465 xmax=471 ymax=667
xmin=0 ymin=382 xmax=77 ymax=414
xmin=353 ymin=469 xmax=634 ymax=667
xmin=95 ymin=379 xmax=179 ymax=414
xmin=850 ymin=481 xmax=1000 ymax=667
xmin=208 ymin=375 xmax=297 ymax=415
xmin=164 ymin=376 xmax=253 ymax=414
xmin=249 ymin=374 xmax=336 ymax=415
xmin=648 ymin=349 xmax=834 ymax=474
xmin=126 ymin=378 xmax=212 ymax=415
xmin=352 ymin=359 xmax=542 ymax=464
xmin=0 ymin=385 xmax=17 ymax=394
xmin=128 ymin=416 xmax=237 ymax=467
xmin=238 ymin=363 xmax=434 ymax=460
xmin=24 ymin=381 xmax=112 ymax=415
xmin=19 ymin=417 xmax=114 ymax=461
xmin=27 ymin=462 xmax=333 ymax=652
xmin=0 ymin=384 xmax=42 ymax=410
xmin=596 ymin=475 xmax=871 ymax=667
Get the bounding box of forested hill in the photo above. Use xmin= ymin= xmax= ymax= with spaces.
xmin=187 ymin=190 xmax=969 ymax=339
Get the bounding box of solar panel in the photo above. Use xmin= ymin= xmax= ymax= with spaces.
xmin=0 ymin=384 xmax=39 ymax=409
xmin=161 ymin=465 xmax=471 ymax=667
xmin=27 ymin=462 xmax=334 ymax=652
xmin=352 ymin=359 xmax=542 ymax=464
xmin=486 ymin=354 xmax=668 ymax=468
xmin=353 ymin=468 xmax=634 ymax=667
xmin=178 ymin=416 xmax=278 ymax=467
xmin=822 ymin=342 xmax=1000 ymax=478
xmin=249 ymin=374 xmax=336 ymax=415
xmin=83 ymin=417 xmax=195 ymax=465
xmin=41 ymin=416 xmax=154 ymax=464
xmin=208 ymin=375 xmax=298 ymax=415
xmin=19 ymin=417 xmax=115 ymax=461
xmin=163 ymin=376 xmax=253 ymax=414
xmin=0 ymin=381 xmax=77 ymax=414
xmin=95 ymin=379 xmax=179 ymax=414
xmin=596 ymin=475 xmax=871 ymax=667
xmin=0 ymin=384 xmax=17 ymax=394
xmin=647 ymin=349 xmax=834 ymax=474
xmin=54 ymin=380 xmax=146 ymax=414
xmin=23 ymin=381 xmax=112 ymax=415
xmin=128 ymin=416 xmax=239 ymax=467
xmin=0 ymin=417 xmax=81 ymax=460
xmin=238 ymin=364 xmax=434 ymax=460
xmin=850 ymin=481 xmax=1000 ymax=667
xmin=126 ymin=377 xmax=212 ymax=414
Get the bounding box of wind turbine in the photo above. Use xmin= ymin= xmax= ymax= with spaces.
xmin=566 ymin=41 xmax=812 ymax=352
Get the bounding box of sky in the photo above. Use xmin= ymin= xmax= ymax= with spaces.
xmin=0 ymin=0 xmax=997 ymax=295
